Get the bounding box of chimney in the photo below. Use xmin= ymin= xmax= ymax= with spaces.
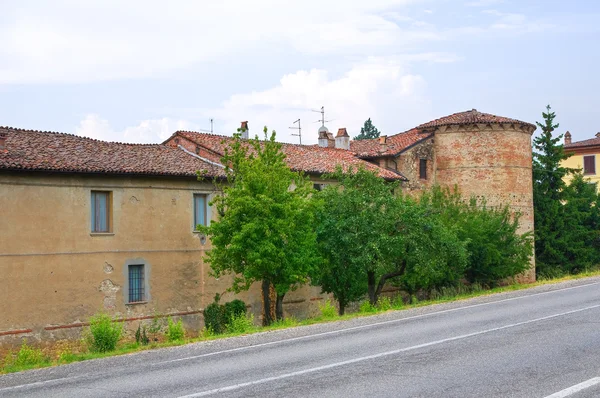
xmin=335 ymin=128 xmax=350 ymax=150
xmin=318 ymin=126 xmax=330 ymax=148
xmin=379 ymin=135 xmax=387 ymax=151
xmin=240 ymin=121 xmax=249 ymax=139
xmin=596 ymin=132 xmax=600 ymax=138
xmin=0 ymin=131 xmax=6 ymax=150
xmin=565 ymin=131 xmax=571 ymax=145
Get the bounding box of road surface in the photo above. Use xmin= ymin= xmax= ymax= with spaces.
xmin=2 ymin=277 xmax=600 ymax=397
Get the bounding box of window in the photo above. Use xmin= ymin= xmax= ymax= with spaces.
xmin=313 ymin=183 xmax=325 ymax=191
xmin=91 ymin=191 xmax=111 ymax=233
xmin=419 ymin=159 xmax=427 ymax=180
xmin=584 ymin=155 xmax=596 ymax=175
xmin=194 ymin=194 xmax=207 ymax=229
xmin=128 ymin=264 xmax=145 ymax=303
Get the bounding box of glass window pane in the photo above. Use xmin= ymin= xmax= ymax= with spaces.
xmin=194 ymin=195 xmax=206 ymax=227
xmin=128 ymin=264 xmax=145 ymax=302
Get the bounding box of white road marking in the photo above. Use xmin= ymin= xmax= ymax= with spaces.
xmin=544 ymin=377 xmax=600 ymax=398
xmin=1 ymin=281 xmax=598 ymax=393
xmin=159 ymin=281 xmax=600 ymax=365
xmin=178 ymin=303 xmax=600 ymax=397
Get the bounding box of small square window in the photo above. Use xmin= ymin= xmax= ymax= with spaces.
xmin=128 ymin=264 xmax=145 ymax=303
xmin=91 ymin=191 xmax=111 ymax=233
xmin=419 ymin=159 xmax=427 ymax=180
xmin=584 ymin=155 xmax=596 ymax=175
xmin=194 ymin=194 xmax=208 ymax=229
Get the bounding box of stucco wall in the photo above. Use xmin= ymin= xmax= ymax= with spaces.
xmin=563 ymin=149 xmax=600 ymax=192
xmin=432 ymin=123 xmax=536 ymax=281
xmin=0 ymin=172 xmax=326 ymax=345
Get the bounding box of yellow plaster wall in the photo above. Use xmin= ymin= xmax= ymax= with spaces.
xmin=562 ymin=151 xmax=600 ymax=191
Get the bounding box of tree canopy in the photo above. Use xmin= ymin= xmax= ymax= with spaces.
xmin=198 ymin=128 xmax=319 ymax=325
xmin=354 ymin=118 xmax=380 ymax=140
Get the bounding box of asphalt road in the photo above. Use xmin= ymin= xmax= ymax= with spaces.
xmin=2 ymin=277 xmax=600 ymax=398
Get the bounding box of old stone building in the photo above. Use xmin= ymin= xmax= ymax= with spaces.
xmin=0 ymin=109 xmax=536 ymax=344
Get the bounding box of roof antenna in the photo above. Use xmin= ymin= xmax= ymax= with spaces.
xmin=289 ymin=118 xmax=302 ymax=145
xmin=312 ymin=106 xmax=334 ymax=126
xmin=197 ymin=118 xmax=215 ymax=134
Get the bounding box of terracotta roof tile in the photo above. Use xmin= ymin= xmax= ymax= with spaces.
xmin=565 ymin=136 xmax=600 ymax=149
xmin=350 ymin=128 xmax=432 ymax=158
xmin=166 ymin=131 xmax=407 ymax=181
xmin=417 ymin=109 xmax=535 ymax=130
xmin=0 ymin=127 xmax=226 ymax=179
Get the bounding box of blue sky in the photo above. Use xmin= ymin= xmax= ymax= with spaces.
xmin=1 ymin=0 xmax=598 ymax=145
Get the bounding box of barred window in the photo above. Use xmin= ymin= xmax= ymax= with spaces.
xmin=128 ymin=264 xmax=145 ymax=303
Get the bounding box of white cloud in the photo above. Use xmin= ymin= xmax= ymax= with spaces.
xmin=0 ymin=0 xmax=428 ymax=84
xmin=75 ymin=114 xmax=197 ymax=144
xmin=203 ymin=57 xmax=433 ymax=144
xmin=466 ymin=0 xmax=503 ymax=7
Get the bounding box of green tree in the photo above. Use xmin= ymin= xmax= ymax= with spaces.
xmin=420 ymin=186 xmax=533 ymax=286
xmin=313 ymin=167 xmax=467 ymax=313
xmin=561 ymin=173 xmax=600 ymax=272
xmin=354 ymin=118 xmax=380 ymax=140
xmin=532 ymin=105 xmax=576 ymax=276
xmin=199 ymin=128 xmax=319 ymax=325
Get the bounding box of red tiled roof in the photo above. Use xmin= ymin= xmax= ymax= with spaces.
xmin=417 ymin=109 xmax=535 ymax=130
xmin=350 ymin=128 xmax=433 ymax=158
xmin=565 ymin=136 xmax=600 ymax=150
xmin=0 ymin=127 xmax=226 ymax=179
xmin=166 ymin=131 xmax=407 ymax=181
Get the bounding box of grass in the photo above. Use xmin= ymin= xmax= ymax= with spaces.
xmin=3 ymin=269 xmax=600 ymax=375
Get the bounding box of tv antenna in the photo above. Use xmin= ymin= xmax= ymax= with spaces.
xmin=197 ymin=118 xmax=215 ymax=134
xmin=311 ymin=106 xmax=333 ymax=126
xmin=289 ymin=119 xmax=302 ymax=145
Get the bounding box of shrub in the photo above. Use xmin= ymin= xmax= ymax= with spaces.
xmin=4 ymin=341 xmax=48 ymax=370
xmin=135 ymin=324 xmax=150 ymax=345
xmin=223 ymin=299 xmax=247 ymax=324
xmin=318 ymin=299 xmax=337 ymax=319
xmin=226 ymin=313 xmax=255 ymax=334
xmin=375 ymin=296 xmax=392 ymax=311
xmin=359 ymin=301 xmax=376 ymax=313
xmin=87 ymin=313 xmax=122 ymax=353
xmin=165 ymin=318 xmax=185 ymax=342
xmin=203 ymin=302 xmax=225 ymax=334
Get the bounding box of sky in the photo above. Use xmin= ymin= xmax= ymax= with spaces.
xmin=1 ymin=0 xmax=599 ymax=145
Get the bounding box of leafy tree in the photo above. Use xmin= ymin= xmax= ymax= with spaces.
xmin=532 ymin=105 xmax=576 ymax=276
xmin=313 ymin=168 xmax=467 ymax=313
xmin=354 ymin=118 xmax=380 ymax=140
xmin=311 ymin=167 xmax=401 ymax=314
xmin=198 ymin=128 xmax=319 ymax=325
xmin=420 ymin=186 xmax=533 ymax=286
xmin=560 ymin=172 xmax=600 ymax=273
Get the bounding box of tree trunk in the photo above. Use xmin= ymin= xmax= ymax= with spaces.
xmin=367 ymin=270 xmax=376 ymax=305
xmin=338 ymin=301 xmax=346 ymax=316
xmin=275 ymin=293 xmax=285 ymax=321
xmin=373 ymin=261 xmax=407 ymax=305
xmin=262 ymin=279 xmax=273 ymax=326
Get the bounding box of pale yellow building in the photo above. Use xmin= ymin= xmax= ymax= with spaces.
xmin=563 ymin=131 xmax=600 ymax=191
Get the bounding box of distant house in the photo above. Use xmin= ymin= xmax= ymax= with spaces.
xmin=0 ymin=109 xmax=536 ymax=344
xmin=562 ymin=131 xmax=600 ymax=191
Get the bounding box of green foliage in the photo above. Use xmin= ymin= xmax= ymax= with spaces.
xmin=223 ymin=299 xmax=248 ymax=324
xmin=317 ymin=299 xmax=337 ymax=319
xmin=3 ymin=341 xmax=48 ymax=371
xmin=359 ymin=301 xmax=377 ymax=313
xmin=226 ymin=313 xmax=256 ymax=334
xmin=199 ymin=127 xmax=319 ymax=324
xmin=203 ymin=299 xmax=249 ymax=334
xmin=135 ymin=324 xmax=150 ymax=345
xmin=532 ymin=105 xmax=580 ymax=276
xmin=375 ymin=296 xmax=392 ymax=311
xmin=203 ymin=302 xmax=225 ymax=334
xmin=165 ymin=318 xmax=185 ymax=342
xmin=420 ymin=186 xmax=533 ymax=286
xmin=354 ymin=118 xmax=380 ymax=140
xmin=87 ymin=313 xmax=122 ymax=353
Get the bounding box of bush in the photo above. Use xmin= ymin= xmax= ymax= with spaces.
xmin=226 ymin=313 xmax=255 ymax=334
xmin=203 ymin=299 xmax=248 ymax=334
xmin=203 ymin=302 xmax=225 ymax=334
xmin=223 ymin=299 xmax=247 ymax=324
xmin=87 ymin=313 xmax=122 ymax=353
xmin=359 ymin=301 xmax=376 ymax=313
xmin=318 ymin=299 xmax=337 ymax=319
xmin=375 ymin=296 xmax=392 ymax=311
xmin=3 ymin=341 xmax=48 ymax=370
xmin=165 ymin=318 xmax=185 ymax=342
